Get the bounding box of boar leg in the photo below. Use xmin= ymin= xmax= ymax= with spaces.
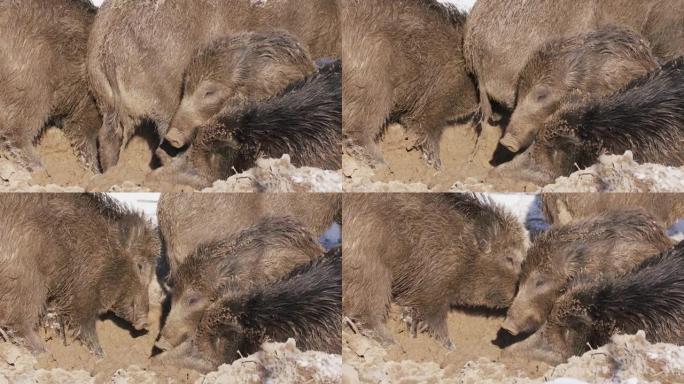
xmin=418 ymin=304 xmax=453 ymax=349
xmin=341 ymin=40 xmax=393 ymax=167
xmin=97 ymin=111 xmax=123 ymax=172
xmin=76 ymin=318 xmax=104 ymax=357
xmin=62 ymin=97 xmax=101 ymax=173
xmin=19 ymin=325 xmax=47 ymax=354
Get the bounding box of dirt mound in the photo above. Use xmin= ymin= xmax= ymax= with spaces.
xmin=0 ymin=129 xmax=341 ymax=192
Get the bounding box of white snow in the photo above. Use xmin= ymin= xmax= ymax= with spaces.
xmin=92 ymin=0 xmax=104 ymax=6
xmin=437 ymin=0 xmax=477 ymax=12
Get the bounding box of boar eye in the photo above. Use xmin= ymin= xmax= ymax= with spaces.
xmin=204 ymin=90 xmax=216 ymax=98
xmin=137 ymin=263 xmax=144 ymax=272
xmin=535 ymin=278 xmax=545 ymax=288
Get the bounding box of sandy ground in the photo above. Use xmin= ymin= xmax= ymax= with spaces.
xmin=0 ymin=128 xmax=342 ymax=192
xmin=344 ymin=122 xmax=684 ymax=193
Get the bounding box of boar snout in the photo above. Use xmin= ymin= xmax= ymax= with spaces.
xmin=155 ymin=336 xmax=174 ymax=352
xmin=165 ymin=128 xmax=189 ymax=149
xmin=502 ymin=301 xmax=543 ymax=336
xmin=499 ymin=133 xmax=523 ymax=153
xmin=132 ymin=316 xmax=149 ymax=331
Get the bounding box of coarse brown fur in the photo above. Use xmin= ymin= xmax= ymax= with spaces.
xmin=0 ymin=0 xmax=101 ymax=171
xmin=343 ymin=193 xmax=526 ymax=348
xmin=0 ymin=194 xmax=160 ymax=355
xmin=503 ymin=209 xmax=673 ymax=336
xmin=156 ymin=216 xmax=325 ymax=353
xmin=88 ymin=0 xmax=340 ymax=170
xmin=164 ymin=31 xmax=316 ymax=149
xmin=541 ymin=193 xmax=684 ymax=228
xmin=157 ymin=247 xmax=341 ymax=372
xmin=464 ymin=0 xmax=683 ymax=128
xmin=509 ymin=241 xmax=684 ymax=365
xmin=501 ymin=26 xmax=659 ymax=152
xmin=157 ymin=193 xmax=340 ymax=274
xmin=341 ymin=0 xmax=478 ymax=168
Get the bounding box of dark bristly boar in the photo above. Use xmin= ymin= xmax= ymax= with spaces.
xmin=343 ymin=193 xmax=526 ymax=348
xmin=502 ymin=209 xmax=672 ymax=337
xmin=0 ymin=194 xmax=159 ymax=355
xmin=157 ymin=193 xmax=340 ymax=274
xmin=164 ymin=31 xmax=316 ymax=149
xmin=88 ymin=0 xmax=340 ymax=170
xmin=491 ymin=57 xmax=684 ymax=185
xmin=0 ymin=0 xmax=101 ymax=171
xmin=541 ymin=193 xmax=684 ymax=228
xmin=508 ymin=241 xmax=684 ymax=365
xmin=500 ymin=26 xmax=659 ymax=153
xmin=155 ymin=216 xmax=326 ymax=352
xmin=342 ymin=0 xmax=478 ymax=168
xmin=156 ymin=247 xmax=341 ymax=372
xmin=152 ymin=60 xmax=342 ymax=189
xmin=464 ymin=0 xmax=683 ymax=128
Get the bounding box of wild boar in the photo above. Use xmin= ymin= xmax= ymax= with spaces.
xmin=152 ymin=60 xmax=342 ymax=188
xmin=343 ymin=193 xmax=526 ymax=348
xmin=0 ymin=194 xmax=159 ymax=355
xmin=541 ymin=193 xmax=684 ymax=228
xmin=88 ymin=0 xmax=340 ymax=170
xmin=491 ymin=56 xmax=684 ymax=185
xmin=342 ymin=0 xmax=478 ymax=168
xmin=155 ymin=216 xmax=325 ymax=352
xmin=508 ymin=241 xmax=684 ymax=365
xmin=464 ymin=0 xmax=683 ymax=129
xmin=163 ymin=31 xmax=316 ymax=149
xmin=0 ymin=0 xmax=101 ymax=171
xmin=157 ymin=193 xmax=341 ymax=274
xmin=502 ymin=209 xmax=672 ymax=336
xmin=499 ymin=26 xmax=659 ymax=153
xmin=156 ymin=247 xmax=341 ymax=372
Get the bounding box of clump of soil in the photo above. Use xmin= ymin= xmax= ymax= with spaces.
xmin=0 ymin=128 xmax=341 ymax=192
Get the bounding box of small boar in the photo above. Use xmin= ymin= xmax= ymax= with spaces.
xmin=156 ymin=247 xmax=341 ymax=372
xmin=343 ymin=193 xmax=526 ymax=348
xmin=342 ymin=0 xmax=478 ymax=168
xmin=154 ymin=60 xmax=341 ymax=188
xmin=508 ymin=241 xmax=684 ymax=365
xmin=0 ymin=194 xmax=159 ymax=355
xmin=464 ymin=0 xmax=683 ymax=128
xmin=500 ymin=26 xmax=659 ymax=153
xmin=155 ymin=216 xmax=325 ymax=352
xmin=0 ymin=0 xmax=101 ymax=171
xmin=157 ymin=193 xmax=340 ymax=274
xmin=491 ymin=56 xmax=684 ymax=185
xmin=164 ymin=31 xmax=316 ymax=149
xmin=89 ymin=0 xmax=339 ymax=170
xmin=502 ymin=209 xmax=672 ymax=336
xmin=541 ymin=193 xmax=684 ymax=228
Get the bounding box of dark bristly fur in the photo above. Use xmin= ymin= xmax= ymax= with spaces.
xmin=156 ymin=216 xmax=325 ymax=353
xmin=511 ymin=241 xmax=684 ymax=365
xmin=188 ymin=60 xmax=341 ymax=181
xmin=531 ymin=57 xmax=684 ymax=182
xmin=343 ymin=193 xmax=526 ymax=348
xmin=0 ymin=194 xmax=159 ymax=356
xmin=88 ymin=0 xmax=339 ymax=170
xmin=0 ymin=0 xmax=101 ymax=172
xmin=500 ymin=26 xmax=659 ymax=153
xmin=342 ymin=0 xmax=478 ymax=168
xmin=163 ymin=31 xmax=316 ymax=149
xmin=503 ymin=209 xmax=673 ymax=336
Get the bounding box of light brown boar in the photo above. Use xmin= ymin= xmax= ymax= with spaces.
xmin=541 ymin=193 xmax=684 ymax=228
xmin=500 ymin=26 xmax=659 ymax=153
xmin=342 ymin=0 xmax=478 ymax=168
xmin=0 ymin=0 xmax=101 ymax=171
xmin=154 ymin=216 xmax=325 ymax=352
xmin=163 ymin=31 xmax=316 ymax=149
xmin=0 ymin=194 xmax=160 ymax=356
xmin=502 ymin=209 xmax=673 ymax=336
xmin=88 ymin=0 xmax=340 ymax=170
xmin=464 ymin=0 xmax=683 ymax=129
xmin=157 ymin=193 xmax=340 ymax=274
xmin=343 ymin=193 xmax=526 ymax=348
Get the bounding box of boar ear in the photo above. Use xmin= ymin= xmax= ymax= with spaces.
xmin=560 ymin=244 xmax=588 ymax=276
xmin=564 ymin=310 xmax=592 ymax=330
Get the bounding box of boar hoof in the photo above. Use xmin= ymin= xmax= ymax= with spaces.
xmin=499 ymin=135 xmax=521 ymax=153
